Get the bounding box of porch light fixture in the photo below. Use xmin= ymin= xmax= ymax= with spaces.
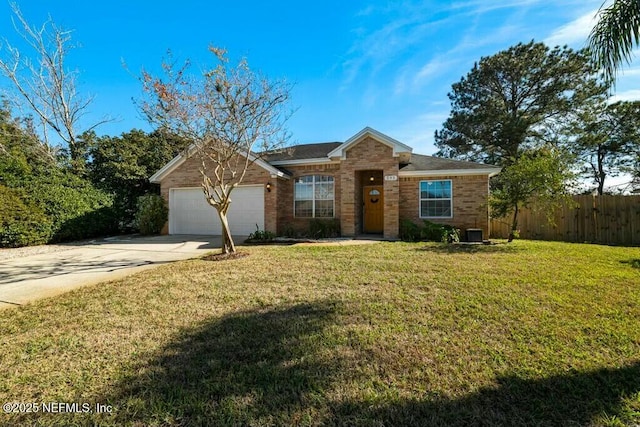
xmin=369 ymin=175 xmax=375 ymax=182
xmin=266 ymin=182 xmax=272 ymax=192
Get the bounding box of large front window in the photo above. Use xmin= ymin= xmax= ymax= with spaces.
xmin=295 ymin=175 xmax=334 ymax=218
xmin=420 ymin=180 xmax=452 ymax=218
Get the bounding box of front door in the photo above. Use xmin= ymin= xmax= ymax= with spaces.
xmin=363 ymin=186 xmax=384 ymax=233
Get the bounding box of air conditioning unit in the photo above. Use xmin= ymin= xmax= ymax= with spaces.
xmin=466 ymin=228 xmax=483 ymax=243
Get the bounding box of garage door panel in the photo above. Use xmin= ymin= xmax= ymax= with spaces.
xmin=170 ymin=186 xmax=264 ymax=235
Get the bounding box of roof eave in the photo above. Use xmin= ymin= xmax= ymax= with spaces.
xmin=149 ymin=144 xmax=290 ymax=183
xmin=269 ymin=157 xmax=339 ymax=166
xmin=398 ymin=168 xmax=501 ymax=177
xmin=149 ymin=154 xmax=186 ymax=183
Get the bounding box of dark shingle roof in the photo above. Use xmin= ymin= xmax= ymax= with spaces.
xmin=261 ymin=142 xmax=498 ymax=174
xmin=262 ymin=142 xmax=342 ymax=162
xmin=400 ymin=154 xmax=498 ymax=171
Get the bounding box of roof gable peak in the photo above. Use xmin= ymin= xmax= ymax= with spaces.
xmin=327 ymin=127 xmax=413 ymax=160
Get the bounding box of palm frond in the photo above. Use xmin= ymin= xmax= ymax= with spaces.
xmin=588 ymin=0 xmax=640 ymax=85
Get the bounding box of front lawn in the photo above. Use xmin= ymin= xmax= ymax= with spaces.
xmin=1 ymin=240 xmax=639 ymax=426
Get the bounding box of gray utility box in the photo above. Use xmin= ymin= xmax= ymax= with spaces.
xmin=466 ymin=228 xmax=483 ymax=243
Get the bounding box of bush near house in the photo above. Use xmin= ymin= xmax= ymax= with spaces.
xmin=246 ymin=225 xmax=276 ymax=243
xmin=134 ymin=194 xmax=168 ymax=235
xmin=400 ymin=219 xmax=460 ymax=243
xmin=309 ymin=218 xmax=341 ymax=238
xmin=279 ymin=219 xmax=341 ymax=239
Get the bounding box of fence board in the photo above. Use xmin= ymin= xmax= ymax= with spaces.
xmin=490 ymin=195 xmax=640 ymax=246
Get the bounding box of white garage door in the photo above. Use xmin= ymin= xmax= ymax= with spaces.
xmin=169 ymin=186 xmax=264 ymax=235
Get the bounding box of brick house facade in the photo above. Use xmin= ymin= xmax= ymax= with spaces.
xmin=150 ymin=127 xmax=500 ymax=239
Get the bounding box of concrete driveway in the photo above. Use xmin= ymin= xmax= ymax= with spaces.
xmin=0 ymin=235 xmax=225 ymax=309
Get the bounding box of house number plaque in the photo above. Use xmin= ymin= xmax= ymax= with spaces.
xmin=384 ymin=175 xmax=398 ymax=181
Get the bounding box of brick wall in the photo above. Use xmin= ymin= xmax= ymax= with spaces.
xmin=341 ymin=137 xmax=400 ymax=239
xmin=158 ymin=153 xmax=277 ymax=233
xmin=276 ymin=163 xmax=341 ymax=235
xmin=156 ymin=142 xmax=492 ymax=240
xmin=399 ymin=174 xmax=491 ymax=238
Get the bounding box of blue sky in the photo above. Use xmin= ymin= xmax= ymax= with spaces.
xmin=1 ymin=0 xmax=638 ymax=158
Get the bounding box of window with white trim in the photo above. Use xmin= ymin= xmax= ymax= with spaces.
xmin=420 ymin=180 xmax=452 ymax=218
xmin=294 ymin=175 xmax=334 ymax=218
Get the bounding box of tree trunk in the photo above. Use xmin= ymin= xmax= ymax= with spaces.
xmin=597 ymin=146 xmax=606 ymax=195
xmin=508 ymin=204 xmax=519 ymax=242
xmin=597 ymin=178 xmax=605 ymax=196
xmin=217 ymin=209 xmax=236 ymax=254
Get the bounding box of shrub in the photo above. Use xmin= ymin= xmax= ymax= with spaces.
xmin=421 ymin=220 xmax=460 ymax=243
xmin=15 ymin=172 xmax=119 ymax=243
xmin=399 ymin=219 xmax=422 ymax=242
xmin=280 ymin=224 xmax=298 ymax=238
xmin=56 ymin=206 xmax=120 ymax=241
xmin=0 ymin=108 xmax=120 ymax=245
xmin=399 ymin=219 xmax=460 ymax=243
xmin=2 ymin=172 xmax=120 ymax=246
xmin=439 ymin=223 xmax=461 ymax=243
xmin=0 ymin=185 xmax=53 ymax=247
xmin=47 ymin=185 xmax=118 ymax=242
xmin=309 ymin=219 xmax=341 ymax=238
xmin=247 ymin=225 xmax=276 ymax=242
xmin=135 ymin=194 xmax=168 ymax=235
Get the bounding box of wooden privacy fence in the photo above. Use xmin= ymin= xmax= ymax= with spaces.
xmin=490 ymin=195 xmax=640 ymax=246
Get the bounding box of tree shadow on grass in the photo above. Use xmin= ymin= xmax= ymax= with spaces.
xmin=620 ymin=259 xmax=640 ymax=269
xmin=334 ymin=362 xmax=640 ymax=426
xmin=0 ymin=258 xmax=157 ymax=284
xmin=93 ymin=300 xmax=639 ymax=426
xmin=414 ymin=242 xmax=524 ymax=255
xmin=102 ymin=301 xmax=344 ymax=426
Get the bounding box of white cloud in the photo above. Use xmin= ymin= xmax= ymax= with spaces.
xmin=620 ymin=67 xmax=640 ymax=76
xmin=544 ymin=9 xmax=598 ymax=47
xmin=415 ymin=58 xmax=445 ymax=81
xmin=339 ymin=2 xmax=452 ymax=90
xmin=391 ymin=4 xmax=527 ymax=97
xmin=455 ymin=23 xmax=522 ymax=52
xmin=448 ymin=0 xmax=542 ymax=15
xmin=608 ymin=89 xmax=640 ymax=103
xmin=395 ymin=56 xmax=459 ymax=95
xmin=391 ymin=112 xmax=450 ymax=154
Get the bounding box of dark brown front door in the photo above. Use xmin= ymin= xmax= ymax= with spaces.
xmin=363 ymin=185 xmax=384 ymax=233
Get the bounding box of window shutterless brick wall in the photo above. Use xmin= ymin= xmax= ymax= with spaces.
xmin=276 ymin=163 xmax=341 ymax=235
xmin=399 ymin=174 xmax=491 ymax=237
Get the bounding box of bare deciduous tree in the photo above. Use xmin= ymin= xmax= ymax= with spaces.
xmin=139 ymin=47 xmax=292 ymax=254
xmin=0 ymin=3 xmax=109 ymax=170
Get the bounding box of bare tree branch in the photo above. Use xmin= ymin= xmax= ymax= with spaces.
xmin=0 ymin=2 xmax=112 ymax=171
xmin=138 ymin=47 xmax=292 ymax=254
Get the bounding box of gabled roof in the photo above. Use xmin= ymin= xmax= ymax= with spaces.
xmin=149 ymin=144 xmax=290 ymax=184
xmin=263 ymin=142 xmax=342 ymax=163
xmin=399 ymin=154 xmax=501 ymax=177
xmin=149 ymin=127 xmax=501 ymax=182
xmin=327 ymin=127 xmax=412 ymax=159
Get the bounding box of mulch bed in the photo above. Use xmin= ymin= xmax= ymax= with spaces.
xmin=201 ymin=251 xmax=250 ymax=262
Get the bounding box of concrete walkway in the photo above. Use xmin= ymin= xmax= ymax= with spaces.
xmin=0 ymin=235 xmax=223 ymax=309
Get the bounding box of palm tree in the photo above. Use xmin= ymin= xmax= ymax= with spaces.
xmin=588 ymin=0 xmax=640 ymax=85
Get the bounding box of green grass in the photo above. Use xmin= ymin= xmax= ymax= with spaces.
xmin=1 ymin=240 xmax=639 ymax=426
